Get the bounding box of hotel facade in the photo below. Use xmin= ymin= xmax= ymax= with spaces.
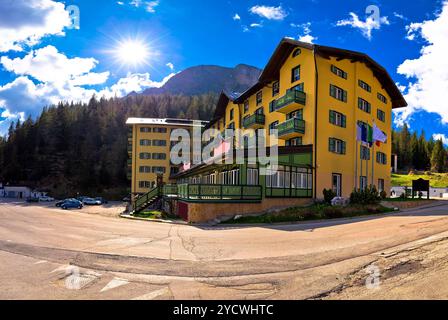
xmin=127 ymin=38 xmax=407 ymax=223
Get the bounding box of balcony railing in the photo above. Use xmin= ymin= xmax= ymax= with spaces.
xmin=243 ymin=114 xmax=266 ymax=129
xmin=277 ymin=118 xmax=305 ymax=138
xmin=274 ymin=90 xmax=306 ymax=113
xmin=177 ymin=184 xmax=262 ymax=202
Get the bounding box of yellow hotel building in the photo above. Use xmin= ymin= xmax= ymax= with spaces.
xmin=128 ymin=38 xmax=407 ymax=222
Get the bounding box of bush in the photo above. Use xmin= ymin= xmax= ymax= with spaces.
xmin=323 ymin=206 xmax=344 ymax=219
xmin=323 ymin=188 xmax=336 ymax=204
xmin=380 ymin=190 xmax=387 ymax=199
xmin=350 ymin=186 xmax=381 ymax=205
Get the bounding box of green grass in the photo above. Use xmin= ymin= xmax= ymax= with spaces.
xmin=392 ymin=173 xmax=448 ymax=188
xmin=222 ymin=204 xmax=394 ymax=224
xmin=133 ymin=210 xmax=181 ymax=220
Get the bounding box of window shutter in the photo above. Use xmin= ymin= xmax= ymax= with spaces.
xmin=342 ymin=90 xmax=347 ymax=102
xmin=329 ymin=138 xmax=334 ymax=152
xmin=329 ymin=110 xmax=335 ymax=124
xmin=330 ymin=85 xmax=335 ymax=98
xmin=342 ymin=141 xmax=346 ymax=154
xmin=342 ymin=115 xmax=346 ymax=128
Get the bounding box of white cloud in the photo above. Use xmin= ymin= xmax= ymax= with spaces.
xmin=394 ymin=1 xmax=448 ymax=126
xmin=393 ymin=12 xmax=407 ymax=20
xmin=129 ymin=0 xmax=159 ymax=13
xmin=250 ymin=23 xmax=263 ymax=28
xmin=0 ymin=0 xmax=71 ymax=52
xmin=433 ymin=134 xmax=448 ymax=145
xmin=405 ymin=22 xmax=423 ymax=40
xmin=291 ymin=22 xmax=317 ymax=43
xmin=249 ymin=5 xmax=287 ymax=21
xmin=233 ymin=13 xmax=241 ymax=21
xmin=0 ymin=45 xmax=109 ymax=85
xmin=106 ymin=72 xmax=175 ymax=97
xmin=336 ymin=12 xmax=390 ymax=40
xmin=166 ymin=62 xmax=174 ymax=71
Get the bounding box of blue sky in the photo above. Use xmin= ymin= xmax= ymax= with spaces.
xmin=0 ymin=0 xmax=447 ymax=141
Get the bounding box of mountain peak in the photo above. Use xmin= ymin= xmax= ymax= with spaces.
xmin=141 ymin=64 xmax=261 ymax=96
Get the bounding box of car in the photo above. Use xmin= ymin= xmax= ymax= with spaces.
xmin=56 ymin=198 xmax=76 ymax=207
xmin=61 ymin=200 xmax=83 ymax=210
xmin=94 ymin=197 xmax=108 ymax=204
xmin=76 ymin=196 xmax=89 ymax=202
xmin=39 ymin=196 xmax=55 ymax=202
xmin=82 ymin=197 xmax=102 ymax=205
xmin=26 ymin=197 xmax=39 ymax=203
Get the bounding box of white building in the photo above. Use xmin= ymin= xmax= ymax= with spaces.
xmin=1 ymin=186 xmax=46 ymax=199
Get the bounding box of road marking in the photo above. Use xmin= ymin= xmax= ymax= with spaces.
xmin=34 ymin=260 xmax=47 ymax=265
xmin=132 ymin=287 xmax=169 ymax=300
xmin=100 ymin=277 xmax=129 ymax=292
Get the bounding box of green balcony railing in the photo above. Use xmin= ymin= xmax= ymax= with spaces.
xmin=127 ymin=159 xmax=132 ymax=167
xmin=274 ymin=90 xmax=306 ymax=111
xmin=177 ymin=184 xmax=262 ymax=202
xmin=277 ymin=118 xmax=305 ymax=137
xmin=127 ymin=146 xmax=132 ymax=153
xmin=163 ymin=184 xmax=178 ymax=197
xmin=243 ymin=114 xmax=266 ymax=128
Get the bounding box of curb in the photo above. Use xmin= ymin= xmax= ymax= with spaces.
xmin=120 ymin=214 xmax=188 ymax=225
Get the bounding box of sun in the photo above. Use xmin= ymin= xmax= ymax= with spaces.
xmin=114 ymin=39 xmax=150 ymax=67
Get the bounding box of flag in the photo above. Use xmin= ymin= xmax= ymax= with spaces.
xmin=368 ymin=125 xmax=373 ymax=147
xmin=373 ymin=123 xmax=387 ymax=144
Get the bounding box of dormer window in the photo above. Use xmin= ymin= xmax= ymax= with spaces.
xmin=292 ymin=48 xmax=301 ymax=57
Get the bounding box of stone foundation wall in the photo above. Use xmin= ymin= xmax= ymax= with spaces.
xmin=180 ymin=198 xmax=312 ymax=223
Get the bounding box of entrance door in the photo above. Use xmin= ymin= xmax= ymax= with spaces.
xmin=332 ymin=174 xmax=342 ymax=197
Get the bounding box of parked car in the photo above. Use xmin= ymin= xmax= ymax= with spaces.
xmin=94 ymin=197 xmax=108 ymax=204
xmin=122 ymin=196 xmax=131 ymax=202
xmin=26 ymin=197 xmax=39 ymax=203
xmin=76 ymin=196 xmax=89 ymax=202
xmin=56 ymin=198 xmax=76 ymax=207
xmin=39 ymin=196 xmax=55 ymax=202
xmin=82 ymin=197 xmax=102 ymax=205
xmin=61 ymin=199 xmax=83 ymax=210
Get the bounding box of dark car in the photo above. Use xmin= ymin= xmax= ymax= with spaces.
xmin=26 ymin=197 xmax=39 ymax=203
xmin=95 ymin=197 xmax=108 ymax=204
xmin=56 ymin=198 xmax=76 ymax=207
xmin=61 ymin=199 xmax=83 ymax=210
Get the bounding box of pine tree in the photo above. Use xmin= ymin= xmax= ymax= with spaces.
xmin=431 ymin=139 xmax=447 ymax=173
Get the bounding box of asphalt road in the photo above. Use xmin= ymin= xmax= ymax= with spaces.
xmin=2 ymin=200 xmax=448 ymax=299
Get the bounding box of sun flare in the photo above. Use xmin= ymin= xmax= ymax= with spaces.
xmin=114 ymin=39 xmax=150 ymax=67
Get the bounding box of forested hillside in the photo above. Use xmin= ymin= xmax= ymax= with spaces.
xmin=0 ymin=93 xmax=218 ymax=198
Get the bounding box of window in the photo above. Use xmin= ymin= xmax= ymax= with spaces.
xmin=152 ymin=153 xmax=166 ymax=160
xmin=140 ymin=127 xmax=151 ymax=133
xmin=139 ymin=166 xmax=151 ymax=173
xmin=219 ymin=169 xmax=240 ymax=185
xmin=377 ymin=109 xmax=386 ymax=122
xmin=247 ymin=168 xmax=259 ymax=185
xmin=378 ymin=179 xmax=385 ymax=192
xmin=360 ymin=176 xmax=367 ymax=191
xmin=170 ymin=167 xmax=179 ymax=175
xmin=291 ymin=65 xmax=301 ymax=83
xmin=153 ymin=127 xmax=167 ymax=133
xmin=329 ymin=138 xmax=346 ymax=154
xmin=230 ymin=109 xmax=234 ymax=121
xmin=152 ymin=167 xmax=166 ymax=174
xmin=287 ymin=109 xmax=303 ymax=120
xmin=330 ymin=84 xmax=347 ymax=102
xmin=360 ymin=146 xmax=370 ymax=160
xmin=292 ymin=48 xmax=301 ymax=57
xmin=227 ymin=122 xmax=235 ymax=130
xmin=286 ymin=137 xmax=302 ymax=146
xmin=272 ymin=81 xmax=280 ymax=97
xmin=288 ymin=83 xmax=304 ymax=93
xmin=269 ymin=121 xmax=279 ymax=134
xmin=269 ymin=100 xmax=276 ymax=113
xmin=329 ymin=110 xmax=346 ymax=128
xmin=139 ymin=152 xmax=151 ymax=159
xmin=331 ymin=65 xmax=347 ymax=79
xmin=358 ymin=98 xmax=371 ymax=113
xmin=378 ymin=93 xmax=387 ymax=104
xmin=377 ymin=152 xmax=387 ymax=165
xmin=153 ymin=140 xmax=167 ymax=147
xmin=332 ymin=173 xmax=342 ymax=197
xmin=256 ymin=91 xmax=263 ymax=105
xmin=255 ymin=107 xmax=264 ymax=115
xmin=139 ymin=181 xmax=151 ymax=189
xmin=358 ymin=80 xmax=371 ymax=92
xmin=140 ymin=139 xmax=151 ymax=146
xmin=244 ymin=100 xmax=249 ymax=113
xmin=266 ymin=166 xmax=312 ymax=190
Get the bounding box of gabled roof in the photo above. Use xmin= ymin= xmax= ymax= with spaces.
xmin=208 ymin=91 xmax=240 ymax=127
xmin=235 ymin=38 xmax=407 ymax=109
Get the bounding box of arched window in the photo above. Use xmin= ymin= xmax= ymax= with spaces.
xmin=292 ymin=48 xmax=301 ymax=57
